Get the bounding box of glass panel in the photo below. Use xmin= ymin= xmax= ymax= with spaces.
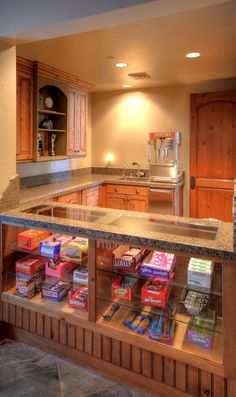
xmin=22 ymin=204 xmax=218 ymax=240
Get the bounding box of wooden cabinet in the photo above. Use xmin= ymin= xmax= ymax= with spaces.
xmin=106 ymin=184 xmax=149 ymax=212
xmin=82 ymin=186 xmax=101 ymax=207
xmin=67 ymin=89 xmax=87 ymax=157
xmin=16 ymin=70 xmax=33 ymax=161
xmin=56 ymin=191 xmax=81 ymax=204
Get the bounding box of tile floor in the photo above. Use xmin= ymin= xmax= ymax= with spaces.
xmin=0 ymin=341 xmax=151 ymax=397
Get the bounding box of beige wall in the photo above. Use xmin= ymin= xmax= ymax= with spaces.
xmin=92 ymin=78 xmax=236 ymax=215
xmin=0 ymin=42 xmax=17 ymax=194
xmin=17 ymin=94 xmax=92 ymax=177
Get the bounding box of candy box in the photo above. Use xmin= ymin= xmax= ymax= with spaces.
xmin=112 ymin=275 xmax=138 ymax=301
xmin=181 ymin=290 xmax=210 ymax=316
xmin=148 ymin=316 xmax=175 ymax=345
xmin=62 ymin=237 xmax=88 ymax=263
xmin=187 ymin=310 xmax=216 ymax=349
xmin=16 ymin=281 xmax=36 ymax=299
xmin=112 ymin=245 xmax=147 ymax=273
xmin=73 ymin=265 xmax=88 ymax=285
xmin=40 ymin=238 xmax=61 ymax=259
xmin=51 ymin=234 xmax=73 ymax=246
xmin=68 ymin=286 xmax=88 ymax=311
xmin=141 ymin=279 xmax=171 ymax=308
xmin=140 ymin=251 xmax=175 ymax=279
xmin=17 ymin=229 xmax=51 ymax=250
xmin=45 ymin=259 xmax=77 ymax=278
xmin=42 ymin=279 xmax=71 ymax=302
xmin=187 ymin=258 xmax=214 ymax=291
xmin=16 ymin=269 xmax=45 ymax=292
xmin=16 ymin=255 xmax=47 ymax=275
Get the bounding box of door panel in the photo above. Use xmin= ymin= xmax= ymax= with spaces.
xmin=127 ymin=196 xmax=148 ymax=212
xmin=17 ymin=71 xmax=33 ymax=161
xmin=190 ymin=91 xmax=236 ymax=221
xmin=106 ymin=194 xmax=126 ymax=210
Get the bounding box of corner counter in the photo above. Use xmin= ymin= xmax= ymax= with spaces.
xmin=1 ymin=202 xmax=236 ymax=397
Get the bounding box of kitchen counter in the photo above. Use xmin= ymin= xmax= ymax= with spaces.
xmin=20 ymin=173 xmax=184 ymax=204
xmin=1 ymin=200 xmax=234 ymax=260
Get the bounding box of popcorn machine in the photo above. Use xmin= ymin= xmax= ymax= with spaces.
xmin=148 ymin=131 xmax=183 ymax=183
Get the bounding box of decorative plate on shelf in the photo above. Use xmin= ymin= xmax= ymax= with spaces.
xmin=44 ymin=96 xmax=54 ymax=109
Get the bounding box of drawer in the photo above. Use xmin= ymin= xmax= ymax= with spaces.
xmin=57 ymin=192 xmax=80 ymax=204
xmin=106 ymin=184 xmax=149 ymax=196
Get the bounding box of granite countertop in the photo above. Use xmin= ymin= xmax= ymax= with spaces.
xmin=1 ymin=200 xmax=235 ymax=260
xmin=20 ymin=173 xmax=184 ymax=204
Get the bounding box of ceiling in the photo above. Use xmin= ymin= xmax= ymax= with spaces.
xmin=16 ymin=0 xmax=236 ymax=92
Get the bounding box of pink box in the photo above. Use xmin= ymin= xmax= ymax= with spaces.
xmin=140 ymin=251 xmax=175 ymax=279
xmin=45 ymin=259 xmax=77 ymax=278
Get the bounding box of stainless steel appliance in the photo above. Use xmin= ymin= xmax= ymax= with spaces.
xmin=148 ymin=131 xmax=183 ymax=183
xmin=149 ymin=187 xmax=174 ymax=215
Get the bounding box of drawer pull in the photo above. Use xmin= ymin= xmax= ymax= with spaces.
xmin=136 ymin=190 xmax=140 ymax=194
xmin=114 ymin=188 xmax=119 ymax=192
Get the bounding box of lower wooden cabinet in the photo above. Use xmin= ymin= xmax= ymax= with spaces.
xmin=106 ymin=185 xmax=149 ymax=212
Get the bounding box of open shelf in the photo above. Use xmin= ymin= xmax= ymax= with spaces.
xmin=38 ymin=128 xmax=66 ymax=133
xmin=38 ymin=109 xmax=66 ymax=116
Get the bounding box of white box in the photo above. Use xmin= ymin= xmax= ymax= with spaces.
xmin=187 ymin=257 xmax=214 ymax=291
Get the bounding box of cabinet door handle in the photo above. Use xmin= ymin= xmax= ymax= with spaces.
xmin=74 ymin=149 xmax=80 ymax=153
xmin=66 ymin=199 xmax=71 ymax=203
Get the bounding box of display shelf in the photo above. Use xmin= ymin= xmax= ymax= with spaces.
xmin=96 ymin=264 xmax=223 ymax=297
xmin=2 ymin=287 xmax=88 ymax=321
xmin=96 ymin=300 xmax=223 ymax=364
xmin=38 ymin=128 xmax=67 ymax=133
xmin=96 ymin=286 xmax=222 ymax=332
xmin=38 ymin=109 xmax=66 ymax=116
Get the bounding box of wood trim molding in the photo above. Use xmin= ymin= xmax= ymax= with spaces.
xmin=196 ymin=178 xmax=234 ymax=190
xmin=16 ymin=56 xmax=33 ymax=73
xmin=33 ymin=60 xmax=94 ymax=91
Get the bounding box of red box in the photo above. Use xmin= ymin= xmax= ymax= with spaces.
xmin=111 ymin=275 xmax=138 ymax=301
xmin=16 ymin=255 xmax=47 ymax=275
xmin=68 ymin=286 xmax=88 ymax=311
xmin=141 ymin=280 xmax=171 ymax=308
xmin=18 ymin=229 xmax=51 ymax=250
xmin=112 ymin=245 xmax=147 ymax=273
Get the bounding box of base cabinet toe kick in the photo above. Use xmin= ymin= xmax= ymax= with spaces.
xmin=0 ymin=203 xmax=235 ymax=397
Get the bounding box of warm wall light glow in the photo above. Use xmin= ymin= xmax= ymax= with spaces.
xmin=115 ymin=62 xmax=128 ymax=68
xmin=122 ymin=84 xmax=132 ymax=88
xmin=186 ymin=52 xmax=200 ymax=58
xmin=105 ymin=153 xmax=115 ymax=165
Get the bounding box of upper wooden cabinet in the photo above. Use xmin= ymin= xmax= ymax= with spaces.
xmin=16 ymin=70 xmax=33 ymax=161
xmin=67 ymin=89 xmax=87 ymax=157
xmin=16 ymin=57 xmax=93 ymax=162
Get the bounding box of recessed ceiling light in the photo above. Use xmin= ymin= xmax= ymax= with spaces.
xmin=186 ymin=52 xmax=200 ymax=58
xmin=115 ymin=62 xmax=128 ymax=68
xmin=122 ymin=84 xmax=132 ymax=88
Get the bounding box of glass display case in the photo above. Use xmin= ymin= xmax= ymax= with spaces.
xmin=95 ymin=240 xmax=223 ymax=363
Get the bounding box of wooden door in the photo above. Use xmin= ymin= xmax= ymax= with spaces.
xmin=190 ymin=91 xmax=236 ymax=221
xmin=127 ymin=195 xmax=148 ymax=212
xmin=67 ymin=89 xmax=87 ymax=156
xmin=16 ymin=71 xmax=33 ymax=161
xmin=106 ymin=193 xmax=126 ymax=210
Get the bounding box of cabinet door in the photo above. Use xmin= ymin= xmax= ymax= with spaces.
xmin=106 ymin=193 xmax=126 ymax=210
xmin=127 ymin=195 xmax=148 ymax=212
xmin=16 ymin=71 xmax=33 ymax=161
xmin=67 ymin=89 xmax=87 ymax=156
xmin=82 ymin=187 xmax=100 ymax=206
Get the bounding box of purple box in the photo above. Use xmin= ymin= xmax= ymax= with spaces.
xmin=140 ymin=251 xmax=175 ymax=279
xmin=187 ymin=311 xmax=215 ymax=349
xmin=42 ymin=279 xmax=71 ymax=302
